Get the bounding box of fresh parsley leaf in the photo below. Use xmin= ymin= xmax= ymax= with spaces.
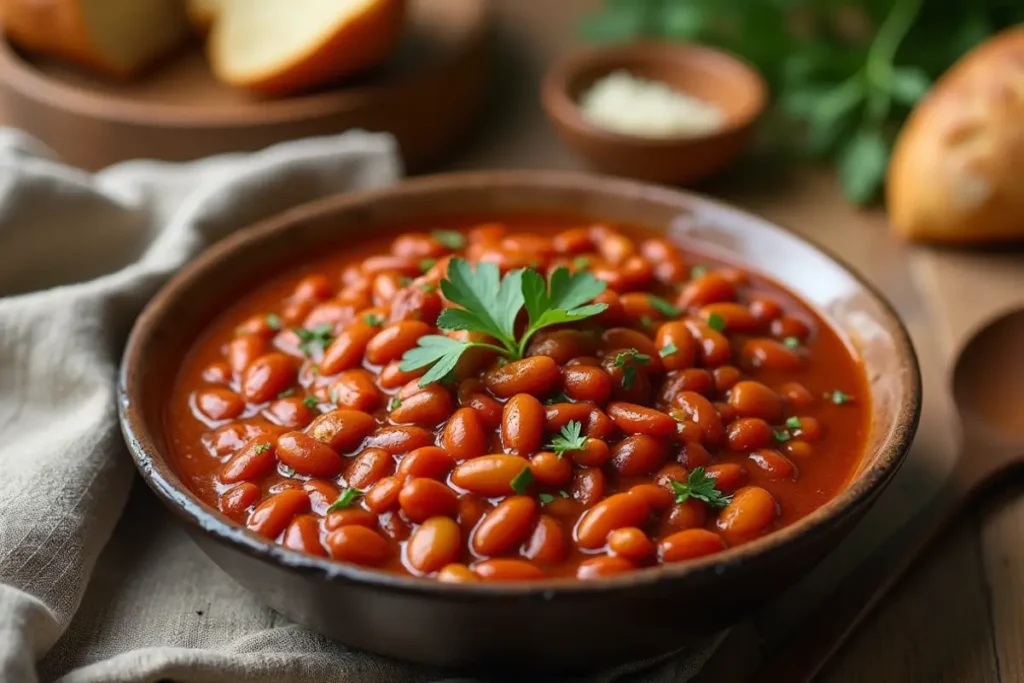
xmin=614 ymin=348 xmax=650 ymax=390
xmin=279 ymin=463 xmax=296 ymax=477
xmin=510 ymin=467 xmax=534 ymax=495
xmin=690 ymin=265 xmax=708 ymax=280
xmin=547 ymin=420 xmax=587 ymax=458
xmin=572 ymin=256 xmax=590 ymax=269
xmin=832 ymin=390 xmax=853 ymax=405
xmin=647 ymin=294 xmax=680 ymax=318
xmin=432 ymin=230 xmax=466 ymax=250
xmin=389 ymin=396 xmax=402 ymax=411
xmin=420 ymin=283 xmax=438 ymax=293
xmin=519 ymin=266 xmax=608 ymax=353
xmin=640 ymin=315 xmax=653 ymax=329
xmin=437 ymin=259 xmax=523 ymax=350
xmin=773 ymin=428 xmax=792 ymax=442
xmin=538 ymin=493 xmax=556 ymax=504
xmin=266 ymin=313 xmax=281 ymax=330
xmin=253 ymin=442 xmax=272 ymax=454
xmin=364 ymin=313 xmax=384 ymax=327
xmin=327 ymin=488 xmax=364 ymax=513
xmin=399 ymin=276 xmax=413 ymax=286
xmin=545 ymin=391 xmax=571 ymax=405
xmin=277 ymin=388 xmax=296 ymax=398
xmin=659 ymin=343 xmax=679 ymax=358
xmin=839 ymin=128 xmax=889 ymax=205
xmin=398 ymin=335 xmax=471 ymax=386
xmin=294 ymin=324 xmax=333 ymax=355
xmin=559 ymin=490 xmax=570 ymax=499
xmin=707 ymin=313 xmax=726 ymax=332
xmin=783 ymin=336 xmax=801 ymax=349
xmin=785 ymin=416 xmax=802 ymax=430
xmin=302 ymin=396 xmax=319 ymax=409
xmin=671 ymin=467 xmax=731 ymax=508
xmin=419 ymin=258 xmax=437 ymax=273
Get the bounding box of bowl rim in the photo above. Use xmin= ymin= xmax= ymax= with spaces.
xmin=119 ymin=169 xmax=921 ymax=598
xmin=540 ymin=40 xmax=769 ymax=148
xmin=0 ymin=0 xmax=490 ymax=128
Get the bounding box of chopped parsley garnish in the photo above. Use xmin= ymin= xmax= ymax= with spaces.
xmin=545 ymin=391 xmax=571 ymax=405
xmin=707 ymin=313 xmax=727 ymax=332
xmin=419 ymin=258 xmax=437 ymax=273
xmin=659 ymin=343 xmax=679 ymax=358
xmin=832 ymin=390 xmax=853 ymax=405
xmin=783 ymin=336 xmax=801 ymax=349
xmin=277 ymin=388 xmax=296 ymax=398
xmin=431 ymin=230 xmax=466 ymax=250
xmin=420 ymin=283 xmax=438 ymax=293
xmin=613 ymin=348 xmax=650 ymax=390
xmin=253 ymin=442 xmax=272 ymax=454
xmin=690 ymin=265 xmax=708 ymax=280
xmin=388 ymin=396 xmax=403 ymax=411
xmin=671 ymin=467 xmax=732 ymax=508
xmin=265 ymin=313 xmax=281 ymax=330
xmin=572 ymin=256 xmax=590 ymax=269
xmin=510 ymin=467 xmax=535 ymax=495
xmin=647 ymin=294 xmax=680 ymax=318
xmin=538 ymin=493 xmax=556 ymax=504
xmin=399 ymin=259 xmax=608 ymax=387
xmin=785 ymin=416 xmax=802 ymax=430
xmin=559 ymin=490 xmax=570 ymax=499
xmin=399 ymin=276 xmax=413 ymax=286
xmin=773 ymin=428 xmax=792 ymax=442
xmin=640 ymin=315 xmax=653 ymax=329
xmin=279 ymin=464 xmax=296 ymax=477
xmin=327 ymin=488 xmax=364 ymax=513
xmin=294 ymin=323 xmax=333 ymax=355
xmin=302 ymin=396 xmax=319 ymax=409
xmin=547 ymin=420 xmax=587 ymax=458
xmin=364 ymin=313 xmax=384 ymax=327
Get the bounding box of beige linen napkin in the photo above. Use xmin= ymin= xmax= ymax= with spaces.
xmin=0 ymin=130 xmax=716 ymax=683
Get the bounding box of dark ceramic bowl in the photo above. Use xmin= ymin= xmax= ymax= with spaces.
xmin=118 ymin=171 xmax=920 ymax=672
xmin=541 ymin=42 xmax=768 ymax=185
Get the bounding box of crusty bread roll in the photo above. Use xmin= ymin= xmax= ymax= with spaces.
xmin=209 ymin=0 xmax=406 ymax=97
xmin=2 ymin=0 xmax=189 ymax=79
xmin=186 ymin=0 xmax=222 ymax=34
xmin=887 ymin=27 xmax=1024 ymax=244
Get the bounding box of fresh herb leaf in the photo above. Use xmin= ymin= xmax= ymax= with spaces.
xmin=614 ymin=348 xmax=651 ymax=390
xmin=277 ymin=388 xmax=296 ymax=398
xmin=539 ymin=493 xmax=556 ymax=504
xmin=330 ymin=388 xmax=339 ymax=404
xmin=839 ymin=128 xmax=889 ymax=205
xmin=253 ymin=442 xmax=272 ymax=454
xmin=690 ymin=265 xmax=708 ymax=280
xmin=785 ymin=416 xmax=802 ymax=430
xmin=437 ymin=259 xmax=523 ymax=350
xmin=432 ymin=230 xmax=465 ymax=250
xmin=399 ymin=276 xmax=413 ymax=286
xmin=647 ymin=294 xmax=680 ymax=318
xmin=832 ymin=390 xmax=853 ymax=405
xmin=783 ymin=336 xmax=801 ymax=349
xmin=399 ymin=335 xmax=478 ymax=386
xmin=266 ymin=313 xmax=281 ymax=330
xmin=419 ymin=258 xmax=437 ymax=273
xmin=559 ymin=490 xmax=570 ymax=499
xmin=572 ymin=256 xmax=590 ymax=269
xmin=519 ymin=266 xmax=608 ymax=353
xmin=327 ymin=488 xmax=364 ymax=513
xmin=364 ymin=313 xmax=384 ymax=327
xmin=510 ymin=467 xmax=534 ymax=495
xmin=659 ymin=343 xmax=679 ymax=358
xmin=671 ymin=467 xmax=732 ymax=508
xmin=773 ymin=428 xmax=792 ymax=442
xmin=707 ymin=313 xmax=726 ymax=333
xmin=546 ymin=391 xmax=571 ymax=405
xmin=547 ymin=420 xmax=587 ymax=458
xmin=420 ymin=283 xmax=438 ymax=293
xmin=389 ymin=396 xmax=402 ymax=411
xmin=640 ymin=315 xmax=653 ymax=329
xmin=294 ymin=324 xmax=333 ymax=355
xmin=302 ymin=396 xmax=319 ymax=409
xmin=279 ymin=464 xmax=295 ymax=477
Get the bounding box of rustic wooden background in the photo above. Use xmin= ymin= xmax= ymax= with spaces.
xmin=442 ymin=2 xmax=1024 ymax=681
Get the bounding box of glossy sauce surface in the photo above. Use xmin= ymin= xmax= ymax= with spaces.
xmin=165 ymin=215 xmax=870 ymax=582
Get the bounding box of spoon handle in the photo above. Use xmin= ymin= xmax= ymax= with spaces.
xmin=748 ymin=479 xmax=966 ymax=683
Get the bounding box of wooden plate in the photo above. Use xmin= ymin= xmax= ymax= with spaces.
xmin=0 ymin=0 xmax=490 ymax=171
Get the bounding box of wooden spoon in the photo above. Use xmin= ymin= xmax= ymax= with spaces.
xmin=750 ymin=308 xmax=1024 ymax=683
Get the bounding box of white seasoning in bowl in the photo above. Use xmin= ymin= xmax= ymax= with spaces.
xmin=578 ymin=70 xmax=724 ymax=138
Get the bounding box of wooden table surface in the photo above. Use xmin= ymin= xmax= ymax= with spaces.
xmin=442 ymin=2 xmax=1024 ymax=681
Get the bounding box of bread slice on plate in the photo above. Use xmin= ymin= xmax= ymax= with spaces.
xmin=187 ymin=0 xmax=223 ymax=34
xmin=210 ymin=0 xmax=406 ymax=97
xmin=2 ymin=0 xmax=188 ymax=78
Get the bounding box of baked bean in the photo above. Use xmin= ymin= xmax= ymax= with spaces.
xmin=713 ymin=366 xmax=742 ymax=393
xmin=218 ymin=482 xmax=260 ymax=521
xmin=771 ymin=315 xmax=811 ymax=340
xmin=530 ymin=451 xmax=573 ymax=486
xmin=196 ymin=388 xmax=244 ymax=421
xmin=639 ymin=237 xmax=681 ymax=264
xmin=717 ymin=268 xmax=748 ymax=287
xmin=407 ymin=516 xmax=462 ymax=574
xmin=220 ymin=438 xmax=278 ymax=484
xmin=458 ymin=388 xmax=503 ymax=430
xmin=527 ymin=330 xmax=600 ymax=365
xmin=714 ymin=401 xmax=738 ymax=426
xmin=523 ymin=514 xmax=567 ymax=564
xmin=726 ymin=417 xmax=774 ymax=452
xmin=205 ymin=423 xmax=259 ymax=458
xmin=307 ymin=409 xmax=377 ymax=452
xmin=619 ymin=292 xmax=663 ymax=323
xmin=329 ymin=369 xmax=383 ymax=412
xmin=303 ymin=300 xmax=356 ymax=331
xmin=364 ymin=475 xmax=403 ymax=512
xmin=501 ymin=394 xmax=545 ymax=456
xmin=659 ymin=528 xmax=726 ymax=563
xmin=779 ymin=382 xmax=816 ymax=409
xmin=792 ymin=416 xmax=824 ymax=441
xmin=608 ymin=402 xmax=676 ymax=437
xmin=663 ymin=500 xmax=708 ymax=532
xmin=392 ymin=233 xmax=447 ymax=259
xmin=242 ymin=353 xmax=297 ymax=404
xmin=456 ymin=494 xmax=486 ymax=534
xmin=439 ymin=407 xmax=488 ymax=462
xmin=560 ymin=365 xmax=612 ymax=405
xmin=586 ymin=407 xmax=617 ymax=440
xmin=277 ymin=431 xmax=345 ymax=478
xmin=227 ymin=335 xmax=268 ymax=375
xmin=361 ymin=255 xmax=421 ymax=277
xmin=397 ymin=446 xmax=454 ymax=480
xmin=783 ymin=440 xmax=814 ymax=459
xmin=379 ymin=360 xmax=424 ymax=389
xmin=302 ymin=479 xmax=339 ymax=515
xmin=618 ymin=256 xmax=654 ymax=291
xmin=473 ymin=559 xmax=544 ymax=581
xmin=202 ymin=361 xmax=232 ymax=384
xmin=680 ymin=272 xmax=736 ymax=308
xmin=749 ymin=296 xmax=784 ymax=323
xmin=679 ymin=441 xmax=713 ymax=468
xmin=571 ymin=437 xmax=612 ymax=467
xmin=365 ymin=321 xmax=431 ymax=366
xmin=553 ymin=227 xmax=593 ymax=254
xmin=266 ymin=397 xmax=316 ymax=429
xmin=592 ymin=289 xmax=628 ymax=327
xmin=728 ymin=381 xmax=784 ymax=422
xmin=705 ymin=463 xmax=747 ymax=493
xmin=247 ymin=489 xmax=310 ymax=539
xmin=471 ymin=496 xmax=537 ymax=556
xmin=598 ymin=233 xmax=635 ymax=265
xmin=451 ymin=455 xmax=531 ymax=497
xmin=602 ymin=328 xmax=663 ymax=371
xmin=654 ymin=321 xmax=697 ymax=371
xmin=325 ymin=507 xmax=377 ymax=531
xmin=544 ymin=402 xmax=593 ymax=432
xmin=325 ymin=525 xmax=391 ymax=566
xmin=655 ymin=463 xmax=689 ymax=489
xmin=282 ymin=515 xmax=327 ymax=556
xmin=390 ymin=384 xmax=453 ymax=426
xmin=607 ymin=527 xmax=656 ymax=561
xmin=371 ymin=272 xmax=403 ymax=307
xmin=700 ymin=302 xmax=760 ymax=334
xmin=363 ymin=426 xmax=435 ymax=454
xmin=281 ymin=299 xmax=315 ymax=326
xmin=749 ymin=449 xmax=798 ymax=480
xmin=717 ymin=486 xmax=778 ymax=543
xmin=437 ymin=563 xmax=479 ymax=583
xmin=399 ymin=478 xmax=459 ymax=523
xmin=683 ymin=319 xmax=731 ymax=368
xmin=346 ymin=448 xmax=395 ymax=488
xmin=292 ymin=274 xmax=333 ymax=302
xmin=672 ymin=391 xmax=725 ymax=446
xmin=571 ymin=467 xmax=607 ymax=508
xmin=575 ymin=492 xmax=650 ymax=549
xmin=611 ymin=435 xmax=669 ymax=476
xmin=660 ymin=368 xmax=713 ymax=401
xmin=379 ymin=511 xmax=412 ymax=541
xmin=654 ymin=257 xmax=688 ymax=285
xmin=319 ymin=321 xmax=378 ymax=374
xmin=628 ymin=483 xmax=674 ymax=512
xmin=390 ymin=287 xmax=443 ymax=326
xmin=577 ymin=555 xmax=636 ymax=579
xmin=740 ymin=338 xmax=803 ymax=372
xmin=484 ymin=356 xmax=561 ymax=398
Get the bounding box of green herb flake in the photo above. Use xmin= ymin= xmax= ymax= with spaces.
xmin=670 ymin=467 xmax=731 ymax=508
xmin=419 ymin=258 xmax=437 ymax=273
xmin=327 ymin=488 xmax=364 ymax=513
xmin=783 ymin=336 xmax=801 ymax=349
xmin=613 ymin=348 xmax=651 ymax=390
xmin=364 ymin=313 xmax=384 ymax=327
xmin=559 ymin=490 xmax=570 ymax=499
xmin=538 ymin=493 xmax=556 ymax=504
xmin=659 ymin=343 xmax=679 ymax=358
xmin=279 ymin=464 xmax=296 ymax=477
xmin=547 ymin=420 xmax=587 ymax=458
xmin=388 ymin=396 xmax=403 ymax=411
xmin=277 ymin=388 xmax=296 ymax=399
xmin=690 ymin=265 xmax=708 ymax=280
xmin=832 ymin=390 xmax=853 ymax=405
xmin=707 ymin=313 xmax=727 ymax=333
xmin=545 ymin=391 xmax=571 ymax=405
xmin=785 ymin=416 xmax=802 ymax=430
xmin=431 ymin=230 xmax=466 ymax=250
xmin=329 ymin=388 xmax=339 ymax=404
xmin=773 ymin=428 xmax=792 ymax=443
xmin=420 ymin=283 xmax=438 ymax=293
xmin=293 ymin=323 xmax=334 ymax=355
xmin=640 ymin=315 xmax=654 ymax=329
xmin=510 ymin=467 xmax=535 ymax=495
xmin=572 ymin=256 xmax=590 ymax=269
xmin=253 ymin=442 xmax=272 ymax=454
xmin=647 ymin=294 xmax=680 ymax=318
xmin=266 ymin=313 xmax=282 ymax=330
xmin=399 ymin=276 xmax=413 ymax=286
xmin=302 ymin=396 xmax=319 ymax=409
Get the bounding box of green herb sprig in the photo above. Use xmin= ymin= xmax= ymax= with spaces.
xmin=547 ymin=420 xmax=588 ymax=458
xmin=671 ymin=467 xmax=732 ymax=509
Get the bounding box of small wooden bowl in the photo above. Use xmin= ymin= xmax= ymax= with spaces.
xmin=541 ymin=42 xmax=768 ymax=185
xmin=0 ymin=0 xmax=489 ymax=171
